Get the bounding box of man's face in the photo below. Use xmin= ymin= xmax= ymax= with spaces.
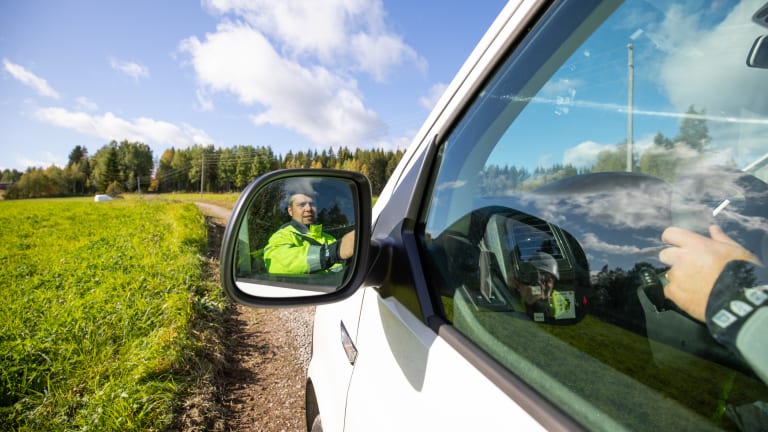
xmin=288 ymin=194 xmax=316 ymax=225
xmin=538 ymin=271 xmax=556 ymax=297
xmin=514 ymin=271 xmax=556 ymax=305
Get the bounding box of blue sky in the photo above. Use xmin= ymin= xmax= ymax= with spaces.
xmin=484 ymin=0 xmax=768 ymax=173
xmin=0 ymin=0 xmax=506 ymax=171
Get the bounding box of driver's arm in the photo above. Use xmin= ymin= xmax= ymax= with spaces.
xmin=660 ymin=225 xmax=767 ymax=383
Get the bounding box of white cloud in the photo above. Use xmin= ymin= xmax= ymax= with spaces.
xmin=654 ymin=3 xmax=765 ymax=112
xmin=350 ymin=32 xmax=425 ymax=82
xmin=17 ymin=151 xmax=64 ymax=169
xmin=76 ymin=96 xmax=99 ymax=111
xmin=2 ymin=58 xmax=60 ymax=99
xmin=581 ymin=232 xmax=659 ymax=256
xmin=540 ymin=78 xmax=582 ymax=97
xmin=35 ymin=107 xmax=213 ymax=148
xmin=180 ymin=22 xmax=386 ymax=146
xmin=419 ymin=82 xmax=448 ymax=111
xmin=185 ymin=0 xmax=424 ymax=148
xmin=563 ymin=141 xmax=613 ymax=168
xmin=195 ymin=89 xmax=214 ymax=112
xmin=202 ymin=0 xmax=424 ymax=79
xmin=527 ymin=180 xmax=671 ymax=232
xmin=652 ymin=1 xmax=768 ymax=164
xmin=204 ymin=0 xmax=357 ymax=59
xmin=562 ymin=134 xmax=657 ymax=170
xmin=110 ymin=58 xmax=150 ymax=80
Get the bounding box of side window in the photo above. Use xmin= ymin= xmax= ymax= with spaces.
xmin=421 ymin=0 xmax=768 ymax=430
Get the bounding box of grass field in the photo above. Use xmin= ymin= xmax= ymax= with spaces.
xmin=0 ymin=197 xmax=226 ymax=431
xmin=149 ymin=192 xmax=241 ymax=210
xmin=151 ymin=190 xmax=375 ymax=209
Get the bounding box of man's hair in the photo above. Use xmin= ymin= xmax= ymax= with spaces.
xmin=286 ymin=192 xmax=316 ymax=208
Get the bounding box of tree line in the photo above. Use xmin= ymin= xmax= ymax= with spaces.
xmin=2 ymin=140 xmax=405 ymax=200
xmin=3 ymin=106 xmax=717 ymax=200
xmin=478 ymin=106 xmax=716 ymax=195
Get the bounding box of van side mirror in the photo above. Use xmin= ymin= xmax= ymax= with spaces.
xmin=220 ymin=169 xmax=372 ymax=307
xmin=747 ymin=35 xmax=768 ymax=68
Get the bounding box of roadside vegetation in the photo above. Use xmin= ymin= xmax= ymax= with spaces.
xmin=1 ymin=142 xmax=404 ymax=201
xmin=155 ymin=192 xmax=240 ymax=210
xmin=0 ymin=197 xmax=226 ymax=431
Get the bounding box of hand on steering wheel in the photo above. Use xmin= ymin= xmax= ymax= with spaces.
xmin=659 ymin=225 xmax=761 ymax=322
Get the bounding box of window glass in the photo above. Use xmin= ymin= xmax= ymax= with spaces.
xmin=233 ymin=177 xmax=357 ymax=293
xmin=421 ymin=0 xmax=768 ymax=430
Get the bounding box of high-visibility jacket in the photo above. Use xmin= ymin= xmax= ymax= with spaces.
xmin=264 ymin=220 xmax=342 ymax=274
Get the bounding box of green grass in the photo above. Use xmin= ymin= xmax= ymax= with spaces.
xmin=0 ymin=197 xmax=225 ymax=431
xmin=145 ymin=192 xmax=241 ymax=210
xmin=447 ymin=293 xmax=768 ymax=431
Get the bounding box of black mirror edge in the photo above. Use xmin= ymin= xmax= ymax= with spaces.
xmin=747 ymin=34 xmax=768 ymax=69
xmin=754 ymin=2 xmax=768 ymax=29
xmin=219 ymin=168 xmax=374 ymax=308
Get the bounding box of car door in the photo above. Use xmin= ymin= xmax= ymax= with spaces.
xmin=343 ymin=1 xmax=579 ymax=430
xmin=344 ymin=0 xmax=768 ymax=430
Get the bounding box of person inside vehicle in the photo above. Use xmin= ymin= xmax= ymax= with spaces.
xmin=264 ymin=192 xmax=355 ymax=274
xmin=659 ymin=225 xmax=767 ymax=383
xmin=510 ymin=251 xmax=574 ymax=321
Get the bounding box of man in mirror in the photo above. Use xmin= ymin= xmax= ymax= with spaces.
xmin=510 ymin=252 xmax=575 ymax=321
xmin=264 ymin=192 xmax=355 ymax=274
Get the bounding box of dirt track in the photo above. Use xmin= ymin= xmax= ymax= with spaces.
xmin=179 ymin=202 xmax=312 ymax=432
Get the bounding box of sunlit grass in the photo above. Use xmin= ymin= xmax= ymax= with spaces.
xmin=0 ymin=197 xmax=225 ymax=431
xmin=142 ymin=192 xmax=241 ymax=210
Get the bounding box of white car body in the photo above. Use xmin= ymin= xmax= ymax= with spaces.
xmin=221 ymin=0 xmax=768 ymax=430
xmin=309 ymin=2 xmax=554 ymax=430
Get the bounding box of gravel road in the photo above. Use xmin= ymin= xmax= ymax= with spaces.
xmin=180 ymin=202 xmax=314 ymax=432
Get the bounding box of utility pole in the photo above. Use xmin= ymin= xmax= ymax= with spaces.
xmin=626 ymin=43 xmax=634 ymax=173
xmin=200 ymin=153 xmax=205 ymax=198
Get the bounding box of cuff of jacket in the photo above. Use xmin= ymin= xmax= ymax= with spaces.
xmin=307 ymin=245 xmax=324 ymax=272
xmin=705 ymin=260 xmax=767 ymax=353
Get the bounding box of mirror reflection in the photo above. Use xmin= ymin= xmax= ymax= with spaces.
xmin=234 ymin=176 xmax=358 ymax=296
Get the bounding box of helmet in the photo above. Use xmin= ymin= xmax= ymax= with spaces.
xmin=527 ymin=251 xmax=559 ymax=280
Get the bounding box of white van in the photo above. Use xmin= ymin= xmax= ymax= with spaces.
xmin=221 ymin=1 xmax=768 ymax=430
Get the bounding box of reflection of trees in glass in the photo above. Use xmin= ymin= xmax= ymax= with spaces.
xmin=246 ymin=182 xmax=287 ymax=256
xmin=593 ymin=106 xmax=711 ymax=180
xmin=724 ymin=261 xmax=758 ymax=292
xmin=590 ymin=263 xmax=650 ymax=335
xmin=593 ymin=143 xmax=631 ymax=173
xmin=640 ymin=106 xmax=711 ymax=181
xmin=677 ymin=106 xmax=710 ymax=152
xmin=478 ymin=106 xmax=714 ymax=195
xmin=317 ymin=204 xmax=351 ymax=239
xmin=479 ymin=164 xmax=583 ymax=195
xmin=590 ymin=259 xmax=757 ymax=339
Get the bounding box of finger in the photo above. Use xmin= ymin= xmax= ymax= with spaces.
xmin=662 ymin=278 xmax=677 ymax=301
xmin=662 ymin=265 xmax=685 ymax=296
xmin=658 ymin=245 xmax=682 ymax=265
xmin=661 ymin=226 xmax=687 ymax=245
xmin=661 ymin=226 xmax=707 ymax=248
xmin=708 ymin=225 xmax=740 ymax=246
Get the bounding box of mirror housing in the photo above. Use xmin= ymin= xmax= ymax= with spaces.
xmin=747 ymin=34 xmax=768 ymax=69
xmin=220 ymin=169 xmax=373 ymax=307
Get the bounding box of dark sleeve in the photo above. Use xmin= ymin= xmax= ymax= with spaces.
xmin=319 ymin=242 xmax=341 ymax=270
xmin=705 ymin=260 xmax=768 ymax=382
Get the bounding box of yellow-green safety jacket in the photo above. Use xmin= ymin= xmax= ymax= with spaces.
xmin=264 ymin=220 xmax=342 ymax=274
